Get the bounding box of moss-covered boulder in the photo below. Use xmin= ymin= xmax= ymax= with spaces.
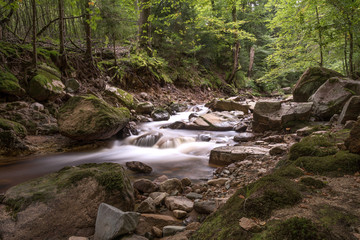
xmin=28 ymin=65 xmax=65 ymax=101
xmin=0 ymin=163 xmax=134 ymax=240
xmin=0 ymin=118 xmax=28 ymax=155
xmin=104 ymin=85 xmax=136 ymax=109
xmin=58 ymin=94 xmax=130 ymax=141
xmin=191 ymin=175 xmax=302 ymax=240
xmin=345 ymin=119 xmax=360 ymax=154
xmin=293 ymin=67 xmax=343 ymax=102
xmin=0 ymin=118 xmax=27 ymax=138
xmin=0 ymin=70 xmax=25 ymax=97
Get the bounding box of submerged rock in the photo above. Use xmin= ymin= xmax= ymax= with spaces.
xmin=309 ymin=78 xmax=360 ymax=120
xmin=293 ymin=67 xmax=343 ymax=102
xmin=0 ymin=163 xmax=134 ymax=240
xmin=58 ymin=94 xmax=130 ymax=141
xmin=210 ymin=146 xmax=269 ymax=166
xmin=252 ymin=100 xmax=313 ymax=133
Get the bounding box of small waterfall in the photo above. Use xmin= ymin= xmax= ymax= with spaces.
xmin=132 ymin=133 xmax=163 ymax=147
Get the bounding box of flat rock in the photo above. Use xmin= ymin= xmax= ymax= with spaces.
xmin=136 ymin=214 xmax=181 ymax=236
xmin=209 ymin=146 xmax=269 ymax=166
xmin=207 ymin=178 xmax=229 ymax=186
xmin=239 ymin=217 xmax=258 ymax=231
xmin=186 ymin=192 xmax=202 ymax=200
xmin=160 ymin=178 xmax=183 ymax=194
xmin=163 ymin=226 xmax=186 ymax=237
xmin=136 ymin=197 xmax=156 ymax=213
xmin=94 ymin=203 xmax=140 ymax=240
xmin=133 ymin=179 xmax=158 ymax=193
xmin=194 ymin=201 xmax=216 ymax=214
xmin=126 ymin=161 xmax=152 ymax=174
xmin=173 ymin=210 xmax=187 ymax=219
xmin=165 ymin=196 xmax=194 ymax=212
xmin=233 ymin=132 xmax=255 ymax=142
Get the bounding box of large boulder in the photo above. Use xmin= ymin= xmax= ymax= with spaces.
xmin=58 ymin=95 xmax=130 ymax=141
xmin=28 ymin=65 xmax=65 ymax=101
xmin=0 ymin=70 xmax=25 ymax=97
xmin=206 ymin=99 xmax=250 ymax=113
xmin=345 ymin=119 xmax=360 ymax=154
xmin=338 ymin=96 xmax=360 ymax=124
xmin=104 ymin=85 xmax=136 ymax=109
xmin=0 ymin=163 xmax=135 ymax=240
xmin=0 ymin=118 xmax=28 ymax=155
xmin=309 ymin=78 xmax=360 ymax=120
xmin=151 ymin=108 xmax=170 ymax=121
xmin=293 ymin=67 xmax=343 ymax=102
xmin=209 ymin=146 xmax=269 ymax=166
xmin=252 ymin=101 xmax=313 ymax=133
xmin=94 ymin=203 xmax=140 ymax=240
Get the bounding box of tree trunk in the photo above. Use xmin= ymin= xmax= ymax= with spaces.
xmin=344 ymin=34 xmax=349 ymax=75
xmin=138 ymin=0 xmax=150 ymax=49
xmin=84 ymin=0 xmax=92 ymax=60
xmin=59 ymin=0 xmax=66 ymax=77
xmin=227 ymin=3 xmax=240 ymax=84
xmin=247 ymin=46 xmax=255 ymax=78
xmin=349 ymin=27 xmax=354 ymax=77
xmin=113 ymin=34 xmax=117 ymax=65
xmin=315 ymin=6 xmax=323 ymax=67
xmin=32 ymin=0 xmax=37 ymax=68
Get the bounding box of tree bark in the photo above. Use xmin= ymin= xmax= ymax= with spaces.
xmin=84 ymin=0 xmax=92 ymax=60
xmin=349 ymin=23 xmax=354 ymax=77
xmin=138 ymin=0 xmax=150 ymax=49
xmin=247 ymin=46 xmax=255 ymax=78
xmin=315 ymin=6 xmax=323 ymax=67
xmin=227 ymin=3 xmax=240 ymax=84
xmin=59 ymin=0 xmax=66 ymax=77
xmin=32 ymin=0 xmax=37 ymax=68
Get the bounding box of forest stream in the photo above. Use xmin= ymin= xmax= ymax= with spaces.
xmin=0 ymin=105 xmax=240 ymax=193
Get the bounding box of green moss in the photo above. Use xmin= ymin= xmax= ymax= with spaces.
xmin=0 ymin=70 xmax=23 ymax=95
xmin=316 ymin=205 xmax=359 ymax=228
xmin=274 ymin=165 xmax=304 ymax=179
xmin=0 ymin=118 xmax=27 ymax=137
xmin=295 ymin=151 xmax=360 ymax=176
xmin=96 ymin=171 xmax=124 ymax=191
xmin=0 ymin=41 xmax=19 ymax=57
xmin=5 ymin=192 xmax=49 ymax=219
xmin=192 ymin=175 xmax=302 ymax=240
xmin=300 ymin=177 xmax=326 ymax=189
xmin=289 ymin=134 xmax=338 ymax=161
xmin=252 ymin=217 xmax=329 ymax=240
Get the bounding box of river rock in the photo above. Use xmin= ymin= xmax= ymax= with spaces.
xmin=207 ymin=178 xmax=229 ymax=186
xmin=186 ymin=192 xmax=203 ymax=200
xmin=233 ymin=132 xmax=256 ymax=142
xmin=309 ymin=78 xmax=360 ymax=120
xmin=65 ymin=78 xmax=80 ymax=93
xmin=185 ymin=112 xmax=239 ymax=131
xmin=136 ymin=214 xmax=181 ymax=236
xmin=345 ymin=119 xmax=360 ymax=154
xmin=181 ymin=178 xmax=192 ymax=187
xmin=136 ymin=197 xmax=156 ymax=213
xmin=28 ymin=65 xmax=65 ymax=101
xmin=209 ymin=146 xmax=269 ymax=166
xmin=160 ymin=178 xmax=183 ymax=194
xmin=163 ymin=226 xmax=186 ymax=237
xmin=150 ymin=192 xmax=169 ymax=206
xmin=0 ymin=70 xmax=25 ymax=97
xmin=121 ymin=234 xmax=148 ymax=240
xmin=338 ymin=96 xmax=360 ymax=124
xmin=133 ymin=179 xmax=159 ymax=193
xmin=233 ymin=122 xmax=248 ymax=132
xmin=239 ymin=217 xmax=258 ymax=231
xmin=104 ymin=85 xmax=136 ymax=109
xmin=173 ymin=210 xmax=187 ymax=219
xmin=296 ymin=126 xmax=313 ymax=136
xmin=136 ymin=102 xmax=154 ymax=114
xmin=194 ymin=200 xmax=216 ymax=214
xmin=68 ymin=237 xmax=88 ymax=240
xmin=269 ymin=144 xmax=288 ymax=156
xmin=252 ymin=100 xmax=313 ymax=132
xmin=0 ymin=163 xmax=134 ymax=240
xmin=165 ymin=196 xmax=194 ymax=212
xmin=206 ymin=99 xmax=250 ymax=113
xmin=293 ymin=67 xmax=343 ymax=102
xmin=151 ymin=108 xmax=170 ymax=121
xmin=0 ymin=101 xmax=58 ymax=135
xmin=94 ymin=203 xmax=140 ymax=240
xmin=126 ymin=161 xmax=152 ymax=174
xmin=152 ymin=226 xmax=163 ymax=238
xmin=58 ymin=94 xmax=130 ymax=141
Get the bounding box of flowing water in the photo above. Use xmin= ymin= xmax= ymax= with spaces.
xmin=0 ymin=106 xmax=238 ymax=193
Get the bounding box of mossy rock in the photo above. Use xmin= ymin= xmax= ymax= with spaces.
xmin=104 ymin=85 xmax=136 ymax=109
xmin=293 ymin=67 xmax=343 ymax=102
xmin=252 ymin=217 xmax=331 ymax=240
xmin=1 ymin=163 xmax=134 ymax=239
xmin=345 ymin=119 xmax=360 ymax=154
xmin=300 ymin=177 xmax=326 ymax=189
xmin=28 ymin=66 xmax=65 ymax=101
xmin=191 ymin=175 xmax=302 ymax=240
xmin=58 ymin=94 xmax=130 ymax=141
xmin=0 ymin=70 xmax=25 ymax=96
xmin=295 ymin=150 xmax=360 ymax=176
xmin=0 ymin=118 xmax=27 ymax=138
xmin=274 ymin=165 xmax=304 ymax=179
xmin=289 ymin=134 xmax=340 ymax=161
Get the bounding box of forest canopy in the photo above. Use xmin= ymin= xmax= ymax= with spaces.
xmin=0 ymin=0 xmax=359 ymax=92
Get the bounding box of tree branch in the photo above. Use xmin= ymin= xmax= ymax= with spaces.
xmin=37 ymin=15 xmax=84 ymax=37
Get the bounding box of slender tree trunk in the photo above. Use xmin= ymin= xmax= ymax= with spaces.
xmin=32 ymin=0 xmax=37 ymax=69
xmin=247 ymin=46 xmax=255 ymax=78
xmin=344 ymin=34 xmax=349 ymax=76
xmin=59 ymin=0 xmax=66 ymax=77
xmin=113 ymin=34 xmax=117 ymax=65
xmin=349 ymin=26 xmax=354 ymax=77
xmin=84 ymin=0 xmax=92 ymax=61
xmin=138 ymin=0 xmax=150 ymax=49
xmin=315 ymin=6 xmax=323 ymax=67
xmin=227 ymin=3 xmax=240 ymax=84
